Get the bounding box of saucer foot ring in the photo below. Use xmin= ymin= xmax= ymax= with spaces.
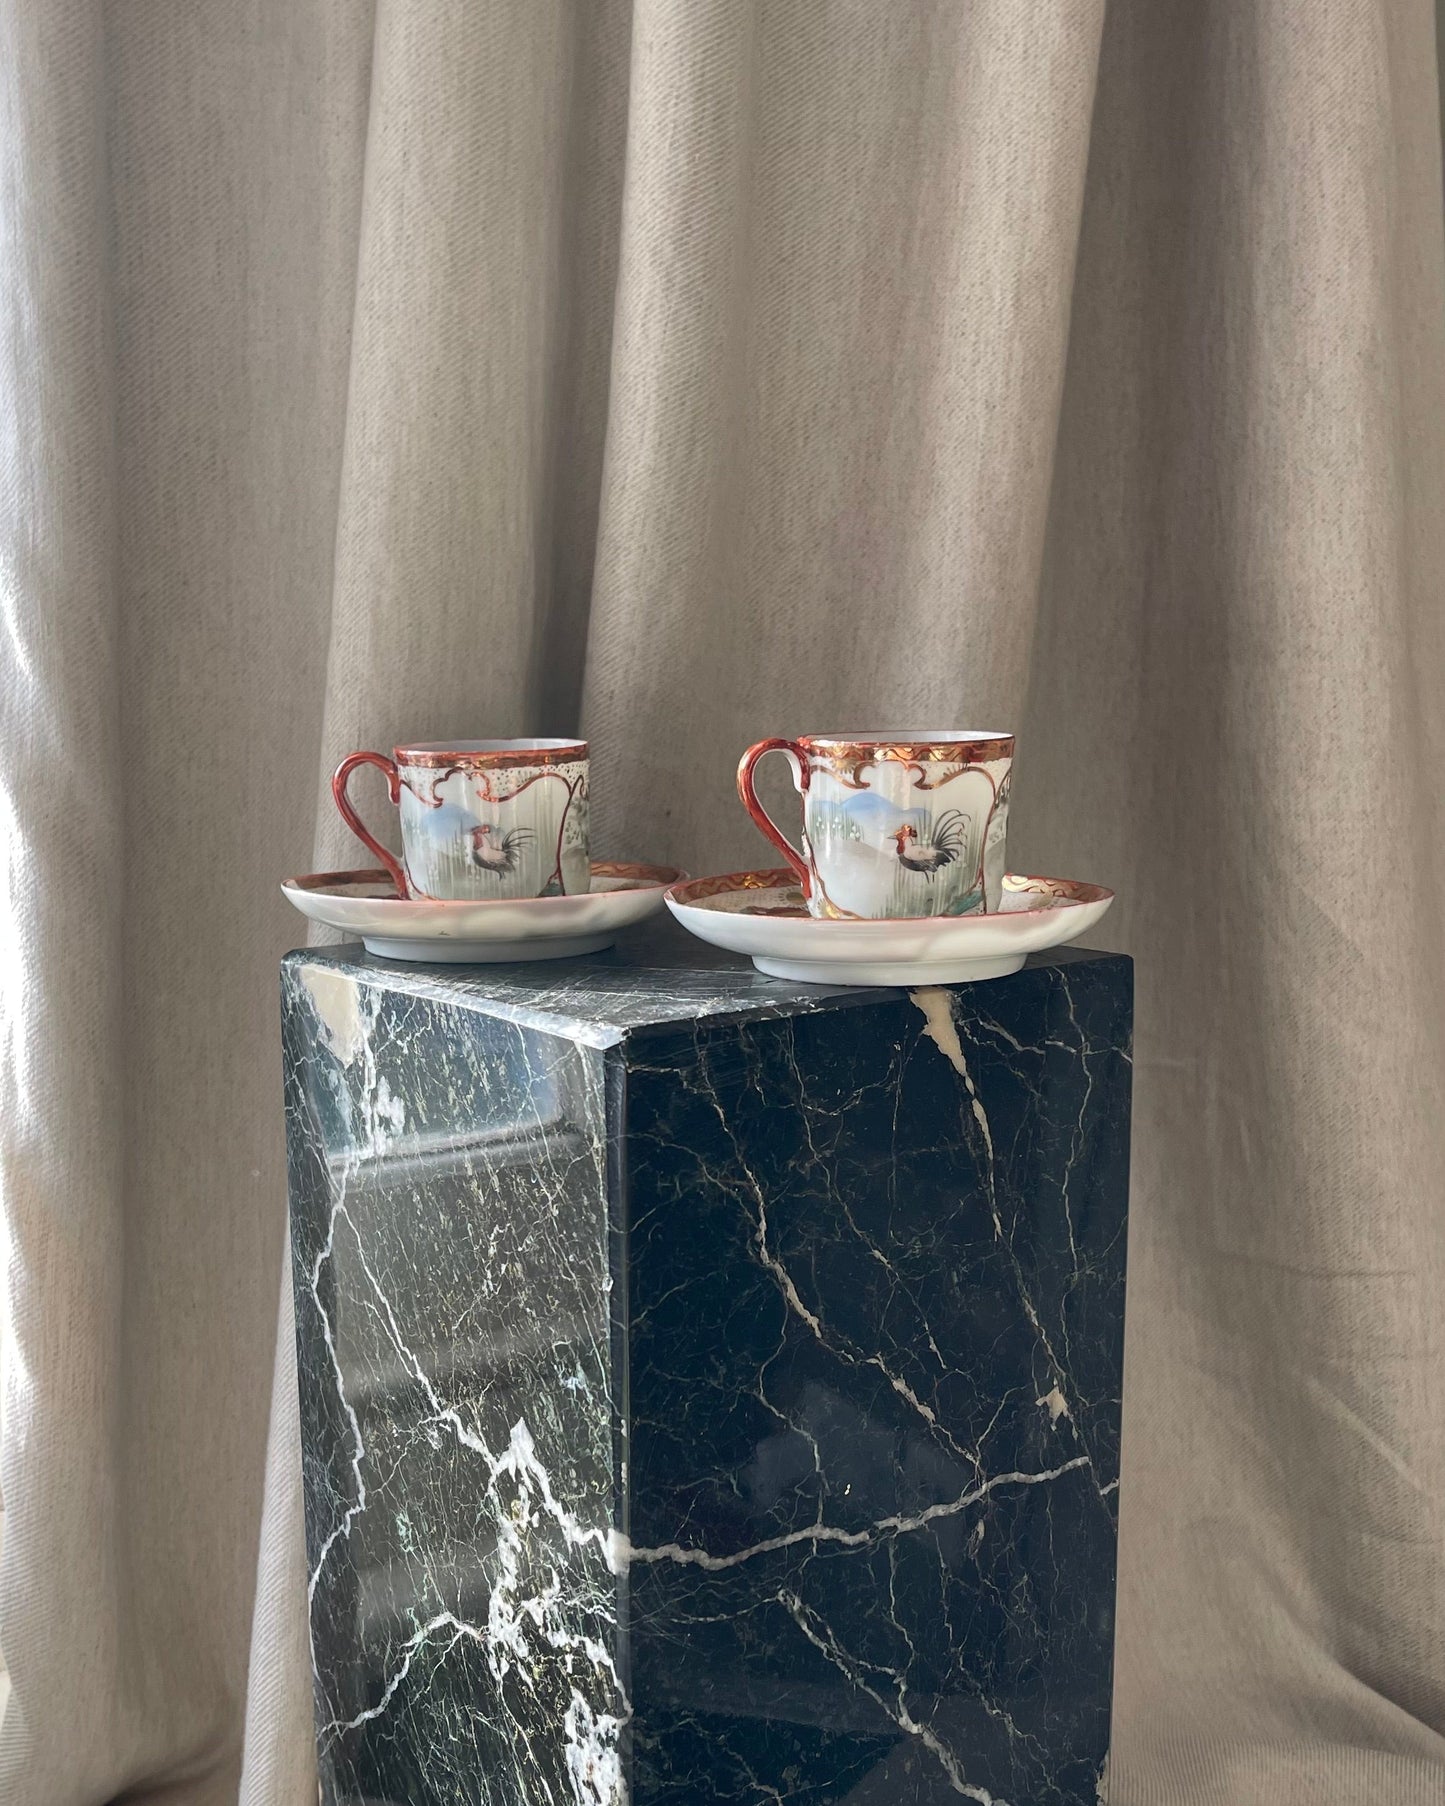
xmin=752 ymin=952 xmax=1026 ymax=987
xmin=361 ymin=932 xmax=614 ymax=964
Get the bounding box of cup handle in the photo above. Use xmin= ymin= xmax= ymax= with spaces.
xmin=331 ymin=751 xmax=409 ymax=898
xmin=736 ymin=739 xmax=812 ymax=898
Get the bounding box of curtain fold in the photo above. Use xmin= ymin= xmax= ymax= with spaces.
xmin=583 ymin=1 xmax=1106 ymax=856
xmin=0 ymin=7 xmax=126 ymax=1800
xmin=2 ymin=2 xmax=1443 ymax=1802
xmin=1026 ymin=4 xmax=1445 ymax=1796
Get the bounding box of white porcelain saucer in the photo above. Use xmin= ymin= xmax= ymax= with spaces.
xmin=665 ymin=868 xmax=1114 ymax=985
xmin=282 ymin=861 xmax=682 ymax=962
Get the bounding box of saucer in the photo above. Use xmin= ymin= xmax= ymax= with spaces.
xmin=282 ymin=861 xmax=682 ymax=962
xmin=665 ymin=869 xmax=1114 ymax=985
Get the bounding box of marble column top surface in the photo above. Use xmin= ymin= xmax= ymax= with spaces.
xmin=288 ymin=918 xmax=1120 ymax=1048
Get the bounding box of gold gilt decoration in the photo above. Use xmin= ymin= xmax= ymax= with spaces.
xmin=396 ymin=741 xmax=588 ymax=769
xmin=400 ymin=764 xmax=586 ymax=811
xmin=676 ymin=867 xmax=796 ymax=901
xmin=801 ymin=735 xmax=1012 ymax=791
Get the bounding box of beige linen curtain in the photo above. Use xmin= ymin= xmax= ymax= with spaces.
xmin=2 ymin=2 xmax=1443 ymax=1802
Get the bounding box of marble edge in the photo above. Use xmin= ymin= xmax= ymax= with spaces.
xmin=277 ymin=945 xmax=866 ymax=1048
xmin=278 ymin=939 xmax=1132 ymax=1050
xmin=610 ymin=943 xmax=1134 ymax=1047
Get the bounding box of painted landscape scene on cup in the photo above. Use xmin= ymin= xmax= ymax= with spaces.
xmin=397 ymin=760 xmax=589 ymax=900
xmin=804 ymin=763 xmax=1009 ymax=919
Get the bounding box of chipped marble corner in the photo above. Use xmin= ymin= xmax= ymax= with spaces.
xmin=298 ymin=959 xmax=365 ymax=1066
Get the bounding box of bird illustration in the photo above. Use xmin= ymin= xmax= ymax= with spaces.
xmin=890 ymin=810 xmax=970 ymax=877
xmin=468 ymin=822 xmax=533 ymax=876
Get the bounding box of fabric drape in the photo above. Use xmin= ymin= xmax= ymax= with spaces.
xmin=2 ymin=2 xmax=1442 ymax=1802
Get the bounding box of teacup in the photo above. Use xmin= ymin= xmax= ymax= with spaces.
xmin=332 ymin=739 xmax=589 ymax=901
xmin=737 ymin=731 xmax=1013 ymax=920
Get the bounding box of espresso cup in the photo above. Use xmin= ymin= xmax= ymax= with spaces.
xmin=737 ymin=731 xmax=1013 ymax=920
xmin=332 ymin=739 xmax=590 ymax=901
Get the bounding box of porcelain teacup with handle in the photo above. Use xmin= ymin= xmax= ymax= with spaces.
xmin=737 ymin=731 xmax=1013 ymax=920
xmin=332 ymin=739 xmax=590 ymax=901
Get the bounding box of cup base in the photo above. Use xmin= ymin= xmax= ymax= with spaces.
xmin=809 ymin=901 xmax=990 ymax=922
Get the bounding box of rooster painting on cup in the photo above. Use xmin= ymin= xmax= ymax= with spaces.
xmin=468 ymin=822 xmax=534 ymax=878
xmin=889 ymin=810 xmax=969 ymax=877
